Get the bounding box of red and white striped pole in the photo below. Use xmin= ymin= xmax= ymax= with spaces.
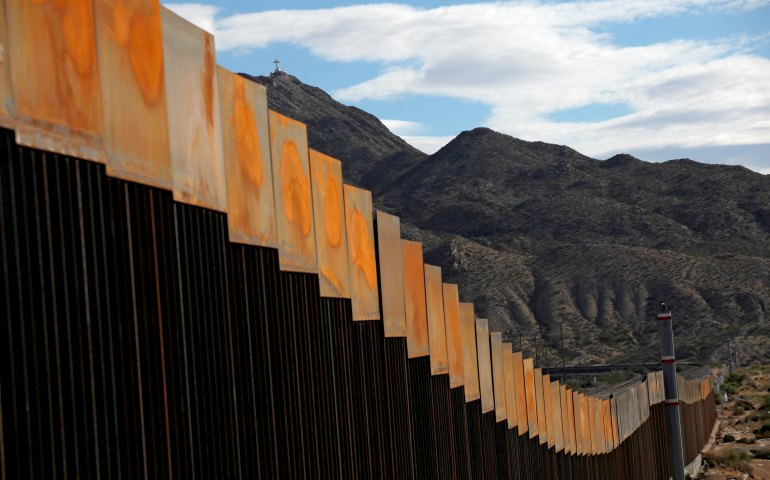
xmin=659 ymin=308 xmax=685 ymax=480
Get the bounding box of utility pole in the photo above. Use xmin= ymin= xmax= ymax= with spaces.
xmin=736 ymin=349 xmax=740 ymax=368
xmin=727 ymin=339 xmax=733 ymax=376
xmin=658 ymin=304 xmax=685 ymax=480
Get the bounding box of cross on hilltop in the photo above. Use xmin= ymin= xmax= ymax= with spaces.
xmin=271 ymin=59 xmax=286 ymax=76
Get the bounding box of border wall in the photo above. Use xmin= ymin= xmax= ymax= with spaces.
xmin=0 ymin=0 xmax=717 ymax=478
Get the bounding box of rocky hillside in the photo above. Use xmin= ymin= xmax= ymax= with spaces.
xmin=241 ymin=72 xmax=770 ymax=366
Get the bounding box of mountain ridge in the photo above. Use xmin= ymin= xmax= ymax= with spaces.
xmin=241 ymin=71 xmax=770 ymax=366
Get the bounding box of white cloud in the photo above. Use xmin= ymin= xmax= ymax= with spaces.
xmin=400 ymin=136 xmax=456 ymax=154
xmin=164 ymin=3 xmax=220 ymax=35
xmin=167 ymin=0 xmax=770 ymax=161
xmin=380 ymin=119 xmax=429 ymax=135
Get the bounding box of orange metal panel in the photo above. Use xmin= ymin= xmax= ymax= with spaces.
xmin=503 ymin=344 xmax=517 ymax=429
xmin=601 ymin=399 xmax=609 ymax=452
xmin=589 ymin=397 xmax=597 ymax=455
xmin=96 ymin=0 xmax=171 ymax=187
xmin=269 ymin=110 xmax=317 ymax=272
xmin=563 ymin=386 xmax=573 ymax=454
xmin=619 ymin=391 xmax=628 ymax=440
xmin=513 ymin=352 xmax=528 ymax=435
xmin=424 ymin=264 xmax=448 ymax=374
xmin=491 ymin=333 xmax=506 ymax=422
xmin=0 ymin=0 xmax=15 ymax=129
xmin=569 ymin=391 xmax=583 ymax=455
xmin=220 ymin=67 xmax=278 ymax=247
xmin=597 ymin=397 xmax=606 ymax=453
xmin=404 ymin=241 xmax=429 ymax=358
xmin=7 ymin=0 xmax=104 ymax=161
xmin=611 ymin=397 xmax=619 ymax=448
xmin=162 ymin=7 xmax=226 ymax=211
xmin=608 ymin=399 xmax=614 ymax=450
xmin=584 ymin=396 xmax=590 ymax=455
xmin=658 ymin=371 xmax=664 ymax=403
xmin=345 ymin=185 xmax=379 ymax=320
xmin=460 ymin=303 xmax=480 ymax=402
xmin=443 ymin=284 xmax=464 ymax=387
xmin=599 ymin=399 xmax=608 ymax=453
xmin=524 ymin=358 xmax=538 ymax=438
xmin=583 ymin=394 xmax=591 ymax=454
xmin=535 ymin=368 xmax=547 ymax=445
xmin=376 ymin=211 xmax=406 ymax=337
xmin=476 ymin=319 xmax=494 ymax=414
xmin=552 ymin=381 xmax=564 ymax=452
xmin=647 ymin=372 xmax=655 ymax=404
xmin=309 ymin=149 xmax=349 ymax=297
xmin=543 ymin=374 xmax=554 ymax=448
xmin=604 ymin=399 xmax=613 ymax=452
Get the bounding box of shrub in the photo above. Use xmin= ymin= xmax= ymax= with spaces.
xmin=723 ymin=449 xmax=753 ymax=473
xmin=722 ymin=383 xmax=737 ymax=395
xmin=759 ymin=421 xmax=770 ymax=435
xmin=715 ymin=392 xmax=723 ymax=405
xmin=752 ymin=447 xmax=770 ymax=460
xmin=565 ymin=379 xmax=584 ymax=393
xmin=732 ymin=403 xmax=749 ymax=415
xmin=760 ymin=395 xmax=770 ymax=411
xmin=704 ymin=449 xmax=753 ymax=473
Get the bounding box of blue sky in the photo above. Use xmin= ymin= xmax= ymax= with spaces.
xmin=166 ymin=0 xmax=769 ymax=171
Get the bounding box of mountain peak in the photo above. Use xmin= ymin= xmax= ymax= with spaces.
xmin=602 ymin=153 xmax=643 ymax=167
xmin=237 ymin=71 xmax=427 ymax=187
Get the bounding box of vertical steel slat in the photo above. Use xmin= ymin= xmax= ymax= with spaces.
xmin=382 ymin=337 xmax=415 ymax=480
xmin=466 ymin=400 xmax=486 ymax=480
xmin=450 ymin=387 xmax=471 ymax=480
xmin=430 ymin=373 xmax=454 ymax=480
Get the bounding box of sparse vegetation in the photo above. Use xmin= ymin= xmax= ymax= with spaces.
xmin=597 ymin=370 xmax=634 ymax=385
xmin=722 ymin=374 xmax=746 ymax=396
xmin=704 ymin=449 xmax=753 ymax=473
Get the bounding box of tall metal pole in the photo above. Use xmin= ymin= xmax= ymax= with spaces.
xmin=535 ymin=336 xmax=539 ymax=368
xmin=727 ymin=339 xmax=733 ymax=376
xmin=659 ymin=308 xmax=685 ymax=480
xmin=736 ymin=349 xmax=740 ymax=368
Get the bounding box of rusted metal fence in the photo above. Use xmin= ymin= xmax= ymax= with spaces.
xmin=1 ymin=0 xmax=717 ymax=477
